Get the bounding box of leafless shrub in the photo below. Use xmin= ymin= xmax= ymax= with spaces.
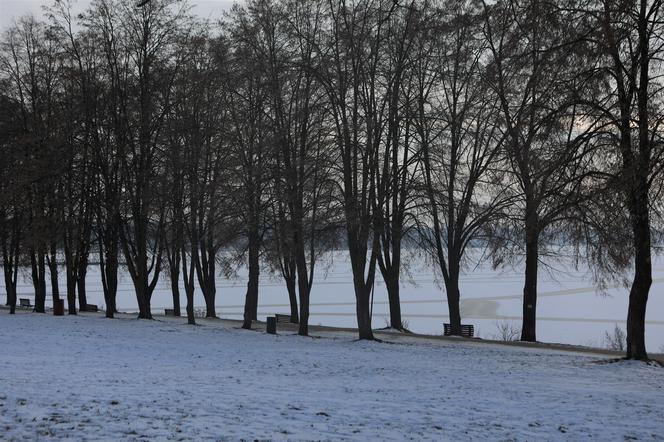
xmin=603 ymin=324 xmax=626 ymax=352
xmin=493 ymin=320 xmax=520 ymax=342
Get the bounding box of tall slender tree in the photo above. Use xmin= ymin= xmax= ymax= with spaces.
xmin=222 ymin=5 xmax=276 ymax=329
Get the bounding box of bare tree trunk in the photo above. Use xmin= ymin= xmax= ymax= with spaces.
xmin=444 ymin=264 xmax=462 ymax=335
xmin=354 ymin=280 xmax=373 ymax=340
xmin=6 ymin=283 xmax=17 ymax=315
xmin=297 ymin=283 xmax=310 ymax=336
xmin=135 ymin=278 xmax=153 ymax=320
xmin=184 ymin=282 xmax=195 ymax=325
xmin=201 ymin=270 xmax=216 ymax=318
xmin=284 ymin=273 xmax=299 ymax=324
xmin=4 ymin=258 xmax=18 ymax=314
xmin=2 ymin=226 xmax=20 ymax=315
xmin=170 ymin=267 xmax=182 ymax=317
xmin=121 ymin=216 xmax=159 ymax=320
xmin=167 ymin=244 xmax=182 ymax=316
xmin=65 ymin=260 xmax=77 ymax=314
xmin=48 ymin=241 xmax=60 ymax=303
xmin=182 ymin=244 xmax=196 ymax=326
xmin=626 ymin=184 xmax=651 ymax=360
xmin=3 ymin=261 xmax=17 ymax=315
xmin=99 ymin=232 xmax=118 ymax=318
xmin=383 ymin=271 xmax=402 ymax=330
xmin=242 ymin=231 xmax=260 ymax=329
xmin=194 ymin=235 xmax=217 ymax=318
xmin=350 ymin=245 xmax=374 ymax=340
xmin=31 ymin=249 xmax=47 ymax=313
xmin=64 ymin=240 xmax=77 ymax=314
xmin=105 ymin=257 xmax=118 ymax=318
xmin=77 ymin=254 xmax=88 ymax=310
xmin=521 ymin=226 xmax=539 ymax=342
xmin=295 ymin=241 xmax=310 ymax=336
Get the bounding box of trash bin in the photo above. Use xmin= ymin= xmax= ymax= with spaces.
xmin=266 ymin=316 xmax=277 ymax=334
xmin=53 ymin=299 xmax=65 ymax=316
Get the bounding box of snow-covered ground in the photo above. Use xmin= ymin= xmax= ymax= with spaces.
xmin=2 ymin=250 xmax=664 ymax=351
xmin=0 ymin=312 xmax=662 ymax=440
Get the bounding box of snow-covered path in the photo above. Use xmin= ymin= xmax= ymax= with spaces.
xmin=1 ymin=313 xmax=662 ymax=441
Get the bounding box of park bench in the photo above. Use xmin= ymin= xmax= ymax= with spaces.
xmin=19 ymin=298 xmax=32 ymax=309
xmin=267 ymin=314 xmax=297 ymax=334
xmin=82 ymin=304 xmax=99 ymax=312
xmin=443 ymin=323 xmax=474 ymax=338
xmin=275 ymin=314 xmax=292 ymax=323
xmin=165 ymin=309 xmax=175 ymax=316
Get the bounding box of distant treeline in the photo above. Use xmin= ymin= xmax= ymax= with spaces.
xmin=0 ymin=0 xmax=662 ymax=360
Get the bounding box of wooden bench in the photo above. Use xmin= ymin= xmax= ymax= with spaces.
xmin=19 ymin=298 xmax=32 ymax=309
xmin=443 ymin=323 xmax=474 ymax=337
xmin=82 ymin=304 xmax=99 ymax=312
xmin=165 ymin=309 xmax=175 ymax=316
xmin=275 ymin=314 xmax=292 ymax=323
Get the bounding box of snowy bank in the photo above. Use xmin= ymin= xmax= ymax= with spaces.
xmin=1 ymin=312 xmax=663 ymax=440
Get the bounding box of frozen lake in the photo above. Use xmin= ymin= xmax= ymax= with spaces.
xmin=3 ymin=250 xmax=663 ymax=352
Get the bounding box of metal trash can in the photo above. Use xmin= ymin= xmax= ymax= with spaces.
xmin=53 ymin=299 xmax=65 ymax=316
xmin=266 ymin=316 xmax=277 ymax=334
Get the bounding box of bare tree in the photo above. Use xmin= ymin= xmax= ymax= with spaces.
xmin=0 ymin=91 xmax=24 ymax=314
xmin=371 ymin=0 xmax=422 ymax=331
xmin=414 ymin=1 xmax=508 ymax=335
xmin=170 ymin=28 xmax=230 ymax=319
xmin=224 ymin=5 xmax=274 ymax=329
xmin=577 ymin=0 xmax=664 ymax=360
xmin=255 ymin=0 xmax=338 ymax=335
xmin=83 ymin=0 xmax=133 ymax=318
xmin=48 ymin=0 xmax=101 ymax=315
xmin=95 ymin=0 xmax=189 ymax=319
xmin=314 ymin=0 xmax=403 ymax=340
xmin=2 ymin=17 xmax=68 ymax=313
xmin=482 ymin=0 xmax=598 ymax=341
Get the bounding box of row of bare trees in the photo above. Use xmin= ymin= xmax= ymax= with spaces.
xmin=1 ymin=0 xmax=663 ymax=360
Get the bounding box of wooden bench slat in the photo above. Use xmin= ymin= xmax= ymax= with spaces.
xmin=275 ymin=314 xmax=291 ymax=323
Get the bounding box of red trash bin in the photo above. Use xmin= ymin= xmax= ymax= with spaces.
xmin=53 ymin=299 xmax=65 ymax=316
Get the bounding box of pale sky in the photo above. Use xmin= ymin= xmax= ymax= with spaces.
xmin=0 ymin=0 xmax=236 ymax=31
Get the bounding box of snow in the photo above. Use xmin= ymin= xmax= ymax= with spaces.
xmin=1 ymin=312 xmax=663 ymax=440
